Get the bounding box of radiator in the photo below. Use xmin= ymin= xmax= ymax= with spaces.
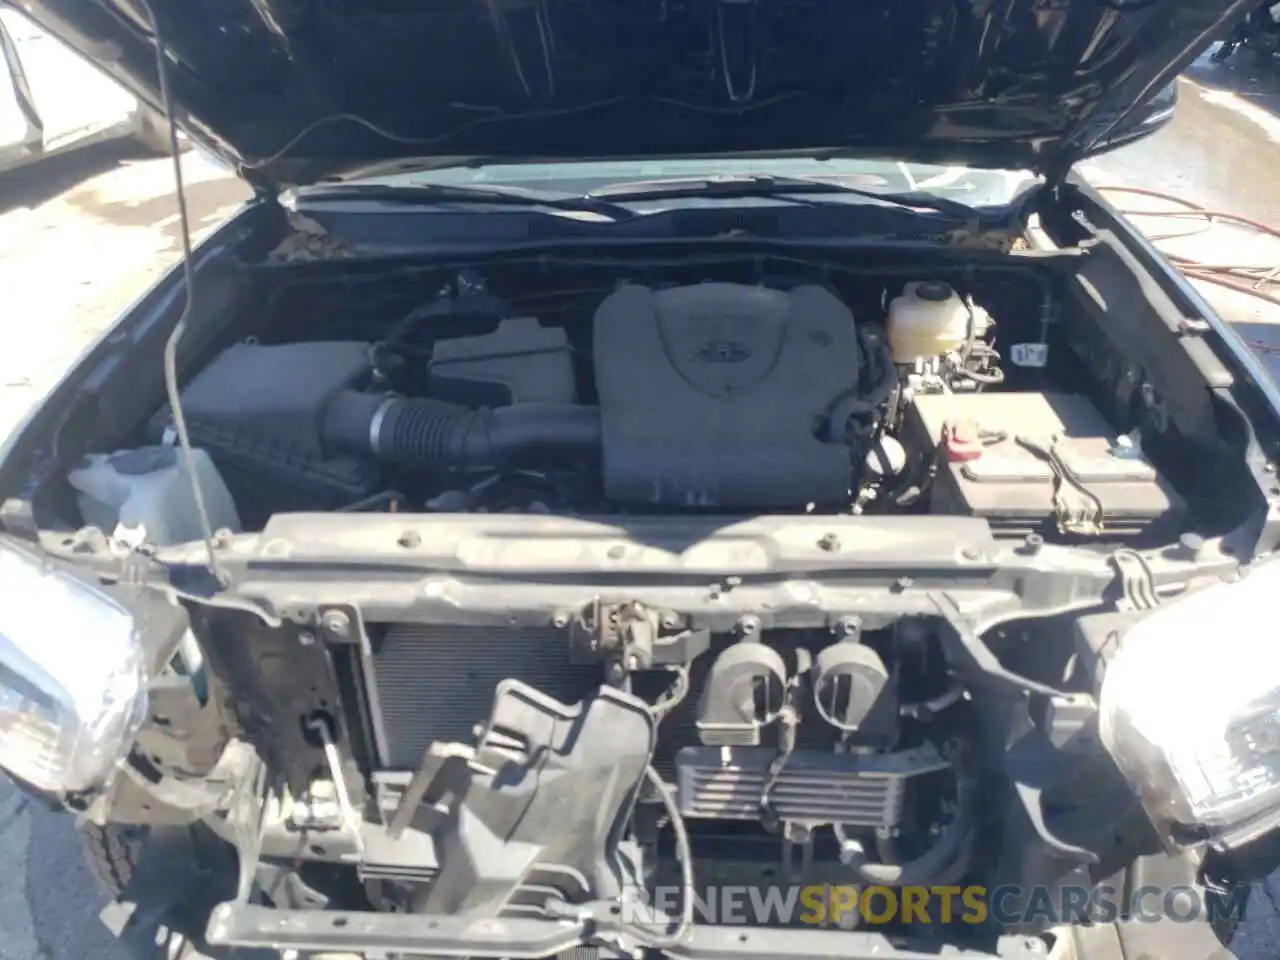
xmin=370 ymin=623 xmax=600 ymax=769
xmin=370 ymin=625 xmax=844 ymax=776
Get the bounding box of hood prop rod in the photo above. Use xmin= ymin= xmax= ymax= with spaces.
xmin=136 ymin=0 xmax=225 ymax=583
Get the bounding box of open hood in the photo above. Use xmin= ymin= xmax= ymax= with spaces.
xmin=14 ymin=0 xmax=1249 ymax=189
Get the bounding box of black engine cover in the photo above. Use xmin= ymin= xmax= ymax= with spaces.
xmin=592 ymin=283 xmax=859 ymax=507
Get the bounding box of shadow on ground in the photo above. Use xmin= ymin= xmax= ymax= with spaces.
xmin=1186 ymin=44 xmax=1280 ymax=115
xmin=0 ymin=139 xmax=153 ymax=216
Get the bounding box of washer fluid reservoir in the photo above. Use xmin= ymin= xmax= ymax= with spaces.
xmin=68 ymin=446 xmax=241 ymax=546
xmin=887 ymin=280 xmax=975 ymax=363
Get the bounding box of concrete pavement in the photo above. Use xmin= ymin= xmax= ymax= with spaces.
xmin=0 ymin=142 xmax=246 ymax=960
xmin=0 ymin=67 xmax=1279 ymax=960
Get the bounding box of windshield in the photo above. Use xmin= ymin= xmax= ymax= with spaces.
xmin=334 ymin=158 xmax=1039 ymax=209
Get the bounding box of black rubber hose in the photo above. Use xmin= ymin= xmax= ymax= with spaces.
xmin=836 ymin=772 xmax=978 ymax=887
xmin=324 ymin=390 xmax=601 ymax=470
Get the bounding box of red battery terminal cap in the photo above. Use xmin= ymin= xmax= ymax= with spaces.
xmin=942 ymin=419 xmax=983 ymax=462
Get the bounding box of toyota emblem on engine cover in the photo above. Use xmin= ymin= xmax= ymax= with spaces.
xmin=696 ymin=339 xmax=751 ymax=363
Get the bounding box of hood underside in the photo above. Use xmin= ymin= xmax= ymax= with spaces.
xmin=16 ymin=0 xmax=1248 ymax=187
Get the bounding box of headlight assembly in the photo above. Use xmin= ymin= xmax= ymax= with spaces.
xmin=0 ymin=542 xmax=149 ymax=795
xmin=1099 ymin=558 xmax=1280 ymax=841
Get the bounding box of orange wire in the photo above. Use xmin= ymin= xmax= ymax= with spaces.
xmin=1094 ymin=185 xmax=1280 ymax=356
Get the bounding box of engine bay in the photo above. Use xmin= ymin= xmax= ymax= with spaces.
xmin=69 ymin=252 xmax=1218 ymax=549
xmin=14 ymin=239 xmax=1274 ymax=958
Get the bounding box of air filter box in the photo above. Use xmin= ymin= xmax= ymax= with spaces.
xmin=148 ymin=341 xmax=384 ymax=524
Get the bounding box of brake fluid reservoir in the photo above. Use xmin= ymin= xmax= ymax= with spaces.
xmin=68 ymin=446 xmax=241 ymax=546
xmin=887 ymin=280 xmax=973 ymax=363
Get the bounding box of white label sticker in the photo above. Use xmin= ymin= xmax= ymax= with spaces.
xmin=1010 ymin=343 xmax=1049 ymax=367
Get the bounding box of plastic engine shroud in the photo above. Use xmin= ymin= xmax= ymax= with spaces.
xmin=592 ymin=283 xmax=860 ymax=507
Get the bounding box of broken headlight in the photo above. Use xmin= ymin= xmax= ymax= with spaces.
xmin=0 ymin=541 xmax=147 ymax=795
xmin=1099 ymin=557 xmax=1280 ymax=839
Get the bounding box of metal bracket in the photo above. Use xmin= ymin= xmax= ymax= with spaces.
xmin=1109 ymin=548 xmax=1158 ymax=612
xmin=569 ymin=598 xmax=710 ymax=669
xmin=306 ymin=714 xmax=365 ymax=858
xmin=230 ymin=752 xmax=268 ymax=904
xmin=204 ymin=903 xmax=1054 ymax=959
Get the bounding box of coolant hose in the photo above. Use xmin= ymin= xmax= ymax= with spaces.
xmin=835 ymin=772 xmax=978 ymax=887
xmin=324 ymin=390 xmax=601 ymax=470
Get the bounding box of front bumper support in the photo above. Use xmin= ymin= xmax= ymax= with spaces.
xmin=205 ymin=903 xmax=1064 ymax=960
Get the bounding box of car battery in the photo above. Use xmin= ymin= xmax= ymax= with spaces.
xmin=903 ymin=391 xmax=1186 ymax=541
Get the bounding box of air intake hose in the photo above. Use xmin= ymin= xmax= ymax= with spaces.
xmin=324 ymin=390 xmax=601 ymax=470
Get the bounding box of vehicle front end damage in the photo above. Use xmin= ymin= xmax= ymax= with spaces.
xmin=0 ymin=168 xmax=1277 ymax=960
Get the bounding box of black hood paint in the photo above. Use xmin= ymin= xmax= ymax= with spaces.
xmin=14 ymin=0 xmax=1249 ymax=188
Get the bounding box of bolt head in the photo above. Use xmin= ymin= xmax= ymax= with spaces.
xmin=835 ymin=615 xmax=861 ymax=638
xmin=323 ymin=610 xmax=350 ymax=637
xmin=553 ymin=611 xmax=570 ymax=628
xmin=298 ymin=631 xmax=316 ymax=646
xmin=625 ymin=654 xmax=641 ymax=670
xmin=1178 ymin=531 xmax=1205 ymax=558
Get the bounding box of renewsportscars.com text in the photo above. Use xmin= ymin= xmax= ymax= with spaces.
xmin=621 ymin=884 xmax=1250 ymax=928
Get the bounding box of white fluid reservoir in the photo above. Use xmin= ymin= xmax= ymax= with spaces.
xmin=68 ymin=446 xmax=241 ymax=546
xmin=886 ymin=280 xmax=974 ymax=363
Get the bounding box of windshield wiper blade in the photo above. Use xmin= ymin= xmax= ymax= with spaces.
xmin=586 ymin=174 xmax=980 ymax=221
xmin=292 ymin=183 xmax=638 ymax=221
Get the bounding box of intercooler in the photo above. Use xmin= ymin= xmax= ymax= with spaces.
xmin=368 ymin=623 xmax=938 ymax=829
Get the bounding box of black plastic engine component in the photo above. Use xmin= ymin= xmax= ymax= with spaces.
xmin=323 ymin=390 xmax=600 ymax=471
xmin=428 ymin=317 xmax=577 ymax=406
xmin=148 ymin=341 xmax=383 ymax=522
xmin=811 ymin=641 xmax=898 ymax=746
xmin=696 ymin=641 xmax=787 ymax=746
xmin=675 ymin=744 xmax=947 ymax=827
xmin=406 ymin=679 xmax=656 ymax=916
xmin=592 ymin=283 xmax=859 ymax=507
